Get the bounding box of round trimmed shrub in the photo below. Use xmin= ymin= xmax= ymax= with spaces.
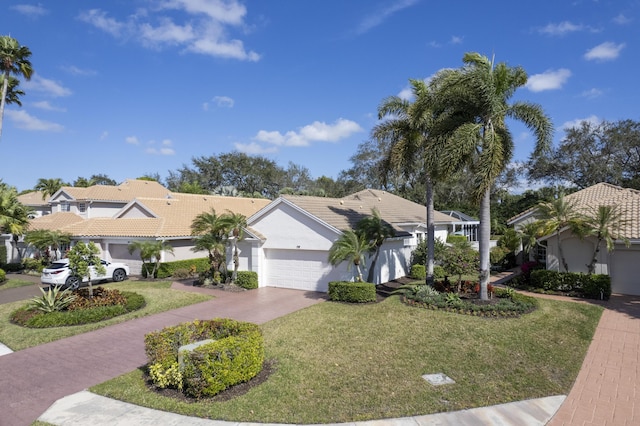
xmin=144 ymin=318 xmax=264 ymax=398
xmin=0 ymin=268 xmax=5 ymax=283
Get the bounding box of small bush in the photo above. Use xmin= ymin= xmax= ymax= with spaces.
xmin=235 ymin=271 xmax=258 ymax=289
xmin=22 ymin=257 xmax=45 ymax=273
xmin=145 ymin=318 xmax=264 ymax=398
xmin=1 ymin=262 xmax=22 ymax=273
xmin=410 ymin=264 xmax=426 ymax=280
xmin=433 ymin=265 xmax=446 ymax=280
xmin=446 ymin=234 xmax=468 ymax=244
xmin=29 ymin=286 xmax=77 ymax=312
xmin=0 ymin=245 xmax=6 ymax=266
xmin=328 ymin=281 xmax=376 ymax=303
xmin=0 ymin=268 xmax=5 ymax=283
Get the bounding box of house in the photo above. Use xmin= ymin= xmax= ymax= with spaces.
xmin=508 ymin=183 xmax=640 ymax=296
xmin=3 ymin=181 xmax=480 ymax=292
xmin=233 ymin=189 xmax=477 ymax=292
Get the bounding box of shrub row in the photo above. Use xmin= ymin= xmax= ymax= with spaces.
xmin=145 ymin=318 xmax=264 ymax=398
xmin=234 ymin=271 xmax=258 ymax=289
xmin=530 ymin=270 xmax=611 ymax=300
xmin=10 ymin=289 xmax=145 ymax=328
xmin=143 ymin=258 xmax=210 ymax=279
xmin=328 ymin=281 xmax=376 ymax=303
xmin=0 ymin=268 xmax=5 ymax=283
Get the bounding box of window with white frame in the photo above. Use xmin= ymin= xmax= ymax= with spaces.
xmin=78 ymin=203 xmax=86 ymax=213
xmin=60 ymin=201 xmax=70 ymax=212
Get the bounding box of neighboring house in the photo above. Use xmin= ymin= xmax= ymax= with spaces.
xmin=16 ymin=191 xmax=51 ymax=218
xmin=4 ymin=181 xmax=480 ymax=293
xmin=234 ymin=189 xmax=477 ymax=292
xmin=508 ymin=183 xmax=640 ymax=296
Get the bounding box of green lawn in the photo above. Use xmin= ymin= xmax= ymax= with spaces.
xmin=91 ymin=295 xmax=602 ymax=424
xmin=0 ymin=277 xmax=38 ymax=290
xmin=0 ymin=280 xmax=212 ymax=351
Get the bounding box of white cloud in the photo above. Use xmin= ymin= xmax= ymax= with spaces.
xmin=581 ymin=88 xmax=603 ymax=99
xmin=450 ymin=35 xmax=463 ymax=44
xmin=100 ymin=131 xmax=109 ymax=140
xmin=213 ymin=96 xmax=234 ymax=108
xmin=125 ymin=136 xmax=140 ymax=145
xmin=254 ymin=118 xmax=363 ymax=147
xmin=10 ymin=4 xmax=48 ymax=17
xmin=32 ymin=101 xmax=66 ymax=112
xmin=78 ymin=9 xmax=127 ymax=37
xmin=355 ymin=0 xmax=419 ymax=35
xmin=78 ymin=2 xmax=260 ymax=61
xmin=613 ymin=14 xmax=631 ymax=25
xmin=526 ymin=69 xmax=571 ymax=92
xmin=584 ymin=42 xmax=625 ymax=61
xmin=5 ymin=110 xmax=64 ymax=132
xmin=235 ymin=141 xmax=278 ymax=155
xmin=562 ymin=115 xmax=600 ymax=130
xmin=61 ymin=65 xmax=97 ymax=76
xmin=22 ymin=75 xmax=72 ymax=97
xmin=146 ymin=139 xmax=175 ymax=155
xmin=538 ymin=21 xmax=584 ymax=36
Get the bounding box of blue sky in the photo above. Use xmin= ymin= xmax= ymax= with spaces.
xmin=1 ymin=0 xmax=638 ymax=192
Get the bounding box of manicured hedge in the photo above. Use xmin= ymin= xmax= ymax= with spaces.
xmin=410 ymin=264 xmax=426 ymax=280
xmin=328 ymin=281 xmax=376 ymax=303
xmin=235 ymin=271 xmax=258 ymax=289
xmin=143 ymin=258 xmax=210 ymax=278
xmin=530 ymin=269 xmax=611 ymax=300
xmin=2 ymin=262 xmax=23 ymax=273
xmin=145 ymin=318 xmax=264 ymax=398
xmin=0 ymin=268 xmax=5 ymax=282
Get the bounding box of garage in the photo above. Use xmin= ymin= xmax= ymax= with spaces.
xmin=108 ymin=243 xmax=143 ymax=276
xmin=610 ymin=249 xmax=640 ymax=296
xmin=264 ymin=249 xmax=344 ymax=292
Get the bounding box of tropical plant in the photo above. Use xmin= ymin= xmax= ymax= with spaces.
xmin=441 ymin=239 xmax=479 ymax=292
xmin=0 ymin=35 xmax=33 ymax=141
xmin=0 ymin=181 xmax=30 ymax=262
xmin=373 ymin=79 xmax=442 ymax=286
xmin=24 ymin=229 xmax=72 ymax=261
xmin=34 ymin=178 xmax=67 ymax=200
xmin=536 ymin=193 xmax=581 ymax=272
xmin=128 ymin=240 xmax=175 ymax=279
xmin=328 ymin=230 xmax=371 ymax=282
xmin=518 ymin=221 xmax=545 ymax=261
xmin=67 ymin=241 xmax=105 ymax=297
xmin=218 ymin=211 xmax=247 ymax=284
xmin=580 ymin=204 xmax=630 ymax=274
xmin=29 ymin=286 xmax=77 ymax=313
xmin=430 ymin=52 xmax=553 ymax=299
xmin=191 ymin=209 xmax=228 ymax=283
xmin=0 ymin=75 xmax=25 ymax=106
xmin=356 ymin=208 xmax=395 ymax=283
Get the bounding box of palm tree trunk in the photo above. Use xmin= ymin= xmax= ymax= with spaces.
xmin=556 ymin=231 xmax=569 ymax=272
xmin=366 ymin=248 xmax=381 ymax=283
xmin=588 ymin=237 xmax=602 ymax=275
xmin=478 ymin=188 xmax=491 ymax=300
xmin=426 ymin=176 xmax=435 ymax=287
xmin=0 ymin=70 xmax=9 ymax=141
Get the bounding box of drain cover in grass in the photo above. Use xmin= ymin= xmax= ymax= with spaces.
xmin=422 ymin=373 xmax=455 ymax=386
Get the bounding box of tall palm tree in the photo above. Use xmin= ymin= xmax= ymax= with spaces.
xmin=219 ymin=210 xmax=247 ymax=283
xmin=536 ymin=194 xmax=581 ymax=272
xmin=128 ymin=240 xmax=174 ymax=278
xmin=34 ymin=178 xmax=66 ymax=200
xmin=356 ymin=208 xmax=395 ymax=283
xmin=328 ymin=230 xmax=371 ymax=282
xmin=518 ymin=221 xmax=544 ymax=261
xmin=431 ymin=52 xmax=553 ymax=300
xmin=0 ymin=181 xmax=30 ymax=262
xmin=0 ymin=36 xmax=33 ymax=141
xmin=24 ymin=229 xmax=72 ymax=261
xmin=581 ymin=204 xmax=629 ymax=274
xmin=373 ymin=79 xmax=442 ymax=285
xmin=191 ymin=209 xmax=228 ymax=282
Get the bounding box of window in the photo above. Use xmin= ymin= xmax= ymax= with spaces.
xmin=79 ymin=203 xmax=86 ymax=213
xmin=60 ymin=201 xmax=70 ymax=212
xmin=536 ymin=241 xmax=547 ymax=265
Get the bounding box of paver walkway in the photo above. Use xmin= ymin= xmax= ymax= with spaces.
xmin=0 ymin=283 xmax=325 ymax=426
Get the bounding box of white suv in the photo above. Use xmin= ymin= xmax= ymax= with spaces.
xmin=41 ymin=258 xmax=130 ymax=289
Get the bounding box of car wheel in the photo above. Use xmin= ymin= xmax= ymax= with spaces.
xmin=65 ymin=275 xmax=80 ymax=290
xmin=112 ymin=268 xmax=127 ymax=282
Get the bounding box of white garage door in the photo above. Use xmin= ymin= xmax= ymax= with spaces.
xmin=109 ymin=244 xmax=143 ymax=276
xmin=264 ymin=249 xmax=342 ymax=292
xmin=610 ymin=250 xmax=640 ymax=296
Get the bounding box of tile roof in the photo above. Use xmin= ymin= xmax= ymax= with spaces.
xmin=29 ymin=193 xmax=271 ymax=238
xmin=510 ymin=183 xmax=640 ymax=239
xmin=57 ymin=179 xmax=171 ymax=202
xmin=17 ymin=191 xmax=47 ymax=206
xmin=280 ymin=189 xmax=460 ymax=233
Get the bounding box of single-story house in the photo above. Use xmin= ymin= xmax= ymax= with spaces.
xmin=2 ymin=180 xmax=480 ymax=292
xmin=508 ymin=182 xmax=640 ymax=296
